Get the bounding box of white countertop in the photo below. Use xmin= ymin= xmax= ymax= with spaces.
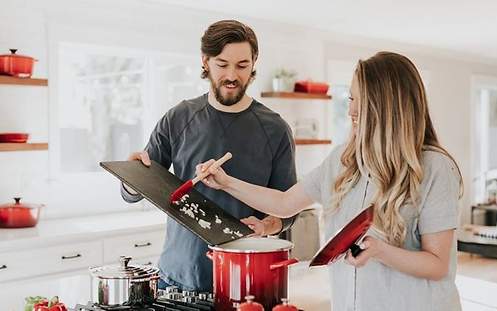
xmin=0 ymin=210 xmax=167 ymax=252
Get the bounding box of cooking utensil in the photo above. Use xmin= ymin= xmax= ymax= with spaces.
xmin=169 ymin=152 xmax=232 ymax=203
xmin=0 ymin=133 xmax=29 ymax=143
xmin=0 ymin=49 xmax=37 ymax=78
xmin=89 ymin=256 xmax=160 ymax=306
xmin=100 ymin=160 xmax=253 ymax=245
xmin=309 ymin=204 xmax=374 ymax=267
xmin=207 ymin=237 xmax=299 ymax=310
xmin=237 ymin=296 xmax=264 ymax=311
xmin=272 ymin=298 xmax=298 ymax=311
xmin=0 ymin=197 xmax=43 ymax=228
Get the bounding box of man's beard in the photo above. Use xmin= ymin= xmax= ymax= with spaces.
xmin=208 ymin=74 xmax=249 ymax=106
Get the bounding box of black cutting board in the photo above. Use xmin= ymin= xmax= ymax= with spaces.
xmin=100 ymin=160 xmax=253 ymax=245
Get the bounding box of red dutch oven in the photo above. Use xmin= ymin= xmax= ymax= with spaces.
xmin=0 ymin=49 xmax=37 ymax=78
xmin=272 ymin=298 xmax=298 ymax=311
xmin=237 ymin=295 xmax=264 ymax=311
xmin=207 ymin=237 xmax=298 ymax=310
xmin=0 ymin=197 xmax=43 ymax=228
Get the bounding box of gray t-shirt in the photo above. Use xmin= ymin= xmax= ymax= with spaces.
xmin=121 ymin=94 xmax=297 ymax=291
xmin=302 ymin=145 xmax=461 ymax=311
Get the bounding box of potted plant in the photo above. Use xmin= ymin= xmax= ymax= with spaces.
xmin=272 ymin=68 xmax=297 ymax=92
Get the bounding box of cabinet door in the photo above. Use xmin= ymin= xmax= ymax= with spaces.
xmin=103 ymin=230 xmax=164 ymax=263
xmin=0 ymin=241 xmax=102 ymax=282
xmin=0 ymin=269 xmax=91 ymax=311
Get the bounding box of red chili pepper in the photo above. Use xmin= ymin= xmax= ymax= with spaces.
xmin=33 ymin=300 xmax=49 ymax=311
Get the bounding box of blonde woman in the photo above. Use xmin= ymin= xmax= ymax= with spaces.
xmin=198 ymin=51 xmax=463 ymax=311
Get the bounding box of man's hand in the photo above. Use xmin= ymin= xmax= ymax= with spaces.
xmin=241 ymin=216 xmax=283 ymax=236
xmin=128 ymin=151 xmax=151 ymax=166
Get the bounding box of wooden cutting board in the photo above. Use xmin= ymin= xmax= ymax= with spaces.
xmin=100 ymin=160 xmax=253 ymax=245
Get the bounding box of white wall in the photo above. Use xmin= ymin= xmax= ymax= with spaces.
xmin=1 ymin=0 xmax=496 ymax=223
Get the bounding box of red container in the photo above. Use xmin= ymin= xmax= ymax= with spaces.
xmin=237 ymin=295 xmax=264 ymax=311
xmin=272 ymin=298 xmax=298 ymax=311
xmin=0 ymin=133 xmax=29 ymax=143
xmin=207 ymin=237 xmax=298 ymax=310
xmin=294 ymin=80 xmax=329 ymax=94
xmin=0 ymin=49 xmax=37 ymax=78
xmin=0 ymin=197 xmax=43 ymax=228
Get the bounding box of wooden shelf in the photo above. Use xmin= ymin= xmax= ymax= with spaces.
xmin=261 ymin=92 xmax=331 ymax=100
xmin=0 ymin=143 xmax=48 ymax=152
xmin=295 ymin=139 xmax=332 ymax=145
xmin=0 ymin=76 xmax=48 ymax=86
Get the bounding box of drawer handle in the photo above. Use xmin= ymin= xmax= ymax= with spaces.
xmin=134 ymin=242 xmax=152 ymax=248
xmin=0 ymin=264 xmax=7 ymax=270
xmin=61 ymin=254 xmax=82 ymax=260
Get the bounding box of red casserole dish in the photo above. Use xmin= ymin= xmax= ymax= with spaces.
xmin=294 ymin=80 xmax=329 ymax=94
xmin=0 ymin=197 xmax=43 ymax=228
xmin=0 ymin=49 xmax=37 ymax=78
xmin=0 ymin=133 xmax=29 ymax=143
xmin=309 ymin=204 xmax=375 ymax=266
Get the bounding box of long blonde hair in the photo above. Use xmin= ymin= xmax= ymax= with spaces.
xmin=332 ymin=52 xmax=462 ymax=246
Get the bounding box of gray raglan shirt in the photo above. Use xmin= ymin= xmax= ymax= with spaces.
xmin=302 ymin=145 xmax=462 ymax=311
xmin=121 ymin=94 xmax=297 ymax=291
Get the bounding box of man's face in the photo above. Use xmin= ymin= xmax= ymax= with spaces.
xmin=203 ymin=42 xmax=254 ymax=106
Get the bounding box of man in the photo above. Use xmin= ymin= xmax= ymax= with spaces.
xmin=121 ymin=20 xmax=296 ymax=292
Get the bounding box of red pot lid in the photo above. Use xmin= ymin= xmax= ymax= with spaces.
xmin=0 ymin=197 xmax=43 ymax=209
xmin=237 ymin=296 xmax=264 ymax=311
xmin=309 ymin=204 xmax=375 ymax=267
xmin=0 ymin=49 xmax=35 ymax=60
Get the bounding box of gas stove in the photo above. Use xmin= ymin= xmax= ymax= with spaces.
xmin=72 ymin=288 xmax=215 ymax=311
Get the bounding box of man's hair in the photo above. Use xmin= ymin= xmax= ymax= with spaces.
xmin=200 ymin=20 xmax=258 ymax=79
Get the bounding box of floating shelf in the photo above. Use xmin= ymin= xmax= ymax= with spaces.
xmin=0 ymin=143 xmax=48 ymax=152
xmin=0 ymin=76 xmax=48 ymax=86
xmin=261 ymin=92 xmax=331 ymax=100
xmin=294 ymin=139 xmax=332 ymax=145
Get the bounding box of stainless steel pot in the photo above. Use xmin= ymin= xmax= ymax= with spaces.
xmin=89 ymin=256 xmax=159 ymax=306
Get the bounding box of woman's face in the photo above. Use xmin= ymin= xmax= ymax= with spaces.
xmin=348 ymin=73 xmax=360 ymax=132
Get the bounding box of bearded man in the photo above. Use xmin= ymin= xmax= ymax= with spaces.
xmin=121 ymin=20 xmax=297 ymax=292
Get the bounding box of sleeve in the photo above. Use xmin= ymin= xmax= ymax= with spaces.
xmin=301 ymin=152 xmax=334 ymax=205
xmin=120 ymin=113 xmax=173 ymax=203
xmin=418 ymin=155 xmax=461 ymax=235
xmin=267 ymin=123 xmax=297 ymax=232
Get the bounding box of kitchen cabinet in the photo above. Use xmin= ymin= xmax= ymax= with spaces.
xmin=0 ymin=76 xmax=49 ymax=152
xmin=0 ymin=210 xmax=166 ymax=310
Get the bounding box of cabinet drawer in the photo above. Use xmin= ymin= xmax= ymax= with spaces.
xmin=0 ymin=241 xmax=102 ymax=282
xmin=103 ymin=230 xmax=164 ymax=263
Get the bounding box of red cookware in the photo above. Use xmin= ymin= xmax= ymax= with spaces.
xmin=0 ymin=197 xmax=43 ymax=228
xmin=0 ymin=133 xmax=29 ymax=143
xmin=237 ymin=295 xmax=264 ymax=311
xmin=207 ymin=237 xmax=298 ymax=310
xmin=309 ymin=204 xmax=375 ymax=266
xmin=272 ymin=298 xmax=298 ymax=311
xmin=0 ymin=49 xmax=37 ymax=78
xmin=294 ymin=80 xmax=329 ymax=94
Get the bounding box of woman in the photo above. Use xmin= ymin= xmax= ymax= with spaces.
xmin=199 ymin=51 xmax=463 ymax=311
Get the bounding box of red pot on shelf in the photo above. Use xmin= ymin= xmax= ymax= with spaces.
xmin=206 ymin=237 xmax=299 ymax=310
xmin=0 ymin=197 xmax=43 ymax=228
xmin=0 ymin=49 xmax=37 ymax=78
xmin=0 ymin=133 xmax=29 ymax=143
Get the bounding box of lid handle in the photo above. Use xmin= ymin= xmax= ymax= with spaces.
xmin=9 ymin=49 xmax=17 ymax=54
xmin=13 ymin=197 xmax=21 ymax=204
xmin=119 ymin=256 xmax=132 ymax=268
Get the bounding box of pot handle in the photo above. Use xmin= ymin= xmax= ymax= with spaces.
xmin=270 ymin=258 xmax=299 ymax=270
xmin=206 ymin=251 xmax=213 ymax=261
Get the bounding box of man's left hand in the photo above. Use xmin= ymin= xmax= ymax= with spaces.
xmin=241 ymin=216 xmax=283 ymax=236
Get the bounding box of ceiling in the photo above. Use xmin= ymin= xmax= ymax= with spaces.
xmin=149 ymin=0 xmax=497 ymax=62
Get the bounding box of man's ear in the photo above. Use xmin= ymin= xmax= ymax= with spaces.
xmin=201 ymin=55 xmax=209 ymax=70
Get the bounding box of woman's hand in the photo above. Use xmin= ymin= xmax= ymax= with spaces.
xmin=195 ymin=159 xmax=232 ymax=190
xmin=345 ymin=236 xmax=386 ymax=268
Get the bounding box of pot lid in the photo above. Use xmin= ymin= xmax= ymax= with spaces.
xmin=309 ymin=204 xmax=375 ymax=267
xmin=209 ymin=237 xmax=293 ymax=253
xmin=0 ymin=49 xmax=35 ymax=60
xmin=89 ymin=256 xmax=159 ymax=279
xmin=0 ymin=197 xmax=43 ymax=209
